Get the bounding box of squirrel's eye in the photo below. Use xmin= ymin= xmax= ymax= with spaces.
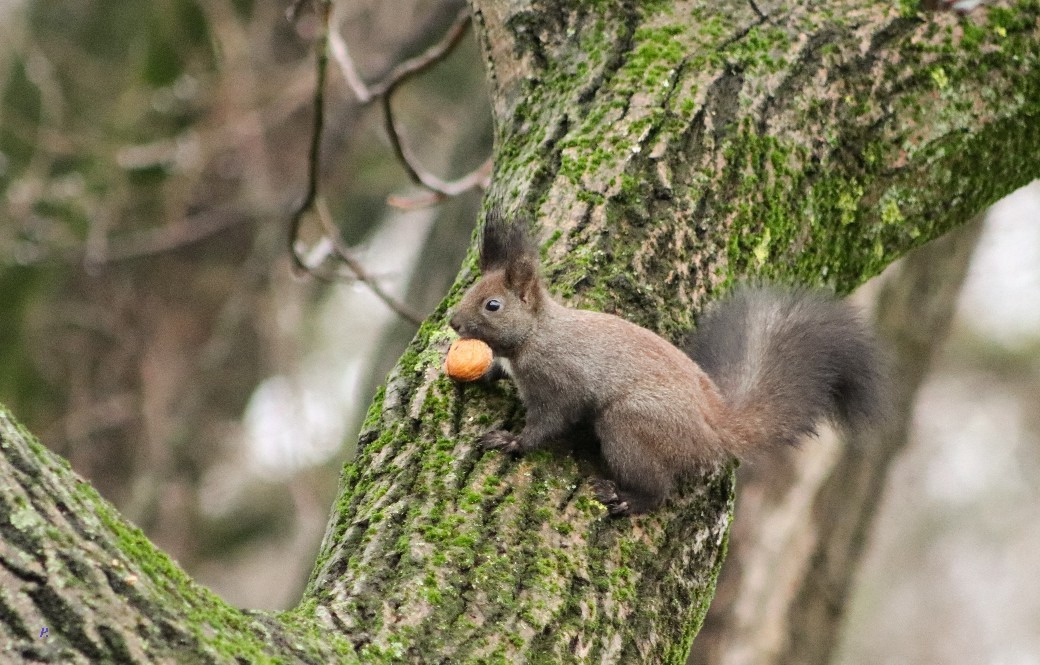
xmin=484 ymin=299 xmax=502 ymax=312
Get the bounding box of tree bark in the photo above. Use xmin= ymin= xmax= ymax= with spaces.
xmin=2 ymin=0 xmax=1039 ymax=662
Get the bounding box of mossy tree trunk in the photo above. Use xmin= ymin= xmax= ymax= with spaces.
xmin=2 ymin=0 xmax=1038 ymax=662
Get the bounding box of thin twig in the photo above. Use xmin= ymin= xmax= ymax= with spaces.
xmin=335 ymin=4 xmax=489 ymax=201
xmin=6 ymin=209 xmax=255 ymax=267
xmin=313 ymin=198 xmax=424 ymax=325
xmin=99 ymin=211 xmax=254 ymax=263
xmin=326 ymin=20 xmax=374 ymax=104
xmin=288 ymin=0 xmax=333 ymax=276
xmin=380 ymin=97 xmax=493 ymax=195
xmin=329 ymin=5 xmax=472 ymax=104
xmin=287 ymin=1 xmax=479 ymax=326
xmin=386 ymin=190 xmax=447 ymax=211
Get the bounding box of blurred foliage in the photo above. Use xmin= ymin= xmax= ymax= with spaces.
xmin=0 ymin=0 xmax=489 ymax=609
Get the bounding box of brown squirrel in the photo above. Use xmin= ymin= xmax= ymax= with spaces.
xmin=449 ymin=212 xmax=884 ymax=515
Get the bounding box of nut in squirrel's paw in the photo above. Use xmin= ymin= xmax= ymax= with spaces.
xmin=445 ymin=338 xmax=493 ymax=382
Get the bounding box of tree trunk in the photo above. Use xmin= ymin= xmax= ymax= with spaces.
xmin=2 ymin=0 xmax=1039 ymax=662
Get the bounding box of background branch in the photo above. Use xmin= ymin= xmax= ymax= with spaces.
xmin=329 ymin=5 xmax=472 ymax=103
xmin=288 ymin=1 xmax=482 ymax=321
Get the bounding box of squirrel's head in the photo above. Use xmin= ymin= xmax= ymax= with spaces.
xmin=450 ymin=211 xmax=544 ymax=356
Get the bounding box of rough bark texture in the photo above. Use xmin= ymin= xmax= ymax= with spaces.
xmin=2 ymin=0 xmax=1039 ymax=663
xmin=689 ymin=218 xmax=984 ymax=665
xmin=0 ymin=407 xmax=358 ymax=664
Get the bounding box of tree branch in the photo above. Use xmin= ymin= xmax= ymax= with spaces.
xmin=288 ymin=0 xmax=333 ymax=276
xmin=340 ymin=3 xmax=491 ymax=204
xmin=288 ymin=2 xmax=480 ymax=322
xmin=6 ymin=209 xmax=255 ymax=268
xmin=329 ymin=5 xmax=473 ymax=104
xmin=313 ymin=197 xmax=424 ymax=325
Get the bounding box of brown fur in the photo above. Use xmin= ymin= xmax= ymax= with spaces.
xmin=450 ymin=213 xmax=884 ymax=515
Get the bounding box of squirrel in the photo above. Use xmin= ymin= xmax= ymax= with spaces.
xmin=449 ymin=211 xmax=885 ymax=516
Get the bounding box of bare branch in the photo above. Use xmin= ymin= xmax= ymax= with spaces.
xmin=288 ymin=0 xmax=333 ymax=276
xmin=326 ymin=18 xmax=376 ymax=104
xmin=386 ymin=190 xmax=447 ymax=211
xmin=329 ymin=5 xmax=472 ymax=103
xmin=332 ymin=4 xmax=489 ymax=200
xmin=386 ymin=166 xmax=493 ymax=211
xmin=313 ymin=198 xmax=424 ymax=326
xmin=94 ymin=211 xmax=253 ymax=263
xmin=5 ymin=209 xmax=255 ymax=268
xmin=381 ymin=88 xmax=493 ymax=194
xmin=287 ymin=0 xmax=480 ymax=326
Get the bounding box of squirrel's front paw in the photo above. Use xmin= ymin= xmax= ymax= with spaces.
xmin=478 ymin=430 xmax=522 ymax=454
xmin=590 ymin=479 xmax=631 ymax=517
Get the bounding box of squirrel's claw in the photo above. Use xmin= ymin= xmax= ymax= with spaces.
xmin=479 ymin=430 xmax=522 ymax=454
xmin=590 ymin=479 xmax=631 ymax=517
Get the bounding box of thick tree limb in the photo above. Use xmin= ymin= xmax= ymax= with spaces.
xmin=0 ymin=407 xmax=358 ymax=663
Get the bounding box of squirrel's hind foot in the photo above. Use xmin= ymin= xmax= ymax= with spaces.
xmin=591 ymin=478 xmax=666 ymax=516
xmin=590 ymin=479 xmax=631 ymax=517
xmin=478 ymin=430 xmax=522 ymax=454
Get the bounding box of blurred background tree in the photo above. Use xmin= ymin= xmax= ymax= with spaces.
xmin=0 ymin=0 xmax=489 ymax=610
xmin=1 ymin=0 xmax=1037 ymax=661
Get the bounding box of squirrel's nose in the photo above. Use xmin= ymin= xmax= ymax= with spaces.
xmin=449 ymin=314 xmax=461 ymax=333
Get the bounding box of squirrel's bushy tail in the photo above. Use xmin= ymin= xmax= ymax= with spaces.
xmin=687 ymin=285 xmax=884 ymax=457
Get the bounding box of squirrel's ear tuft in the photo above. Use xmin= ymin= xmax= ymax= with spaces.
xmin=479 ymin=208 xmax=536 ymax=273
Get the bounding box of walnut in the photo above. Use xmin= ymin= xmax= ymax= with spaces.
xmin=444 ymin=338 xmax=493 ymax=382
